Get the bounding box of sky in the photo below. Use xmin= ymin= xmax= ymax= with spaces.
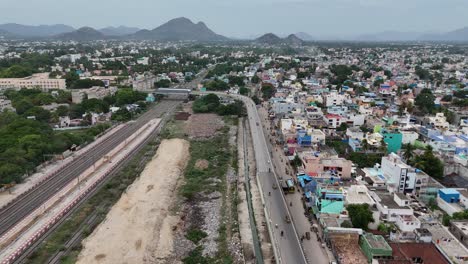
xmin=0 ymin=0 xmax=467 ymax=38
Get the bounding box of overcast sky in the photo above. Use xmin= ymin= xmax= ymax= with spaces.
xmin=0 ymin=0 xmax=467 ymax=38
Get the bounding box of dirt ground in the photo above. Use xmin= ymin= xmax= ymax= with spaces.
xmin=184 ymin=113 xmax=224 ymax=138
xmin=76 ymin=139 xmax=189 ymax=264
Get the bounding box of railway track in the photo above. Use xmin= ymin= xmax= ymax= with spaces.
xmin=13 ymin=108 xmax=172 ymax=264
xmin=0 ymin=101 xmax=179 ymax=239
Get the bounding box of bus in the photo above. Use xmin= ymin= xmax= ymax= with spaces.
xmin=285 ymin=179 xmax=295 ymax=193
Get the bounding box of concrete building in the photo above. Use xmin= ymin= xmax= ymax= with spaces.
xmin=0 ymin=73 xmax=66 ymax=91
xmin=299 ymin=152 xmax=352 ymax=179
xmin=324 ymin=91 xmax=350 ymax=107
xmin=71 ymin=86 xmax=117 ymax=104
xmin=132 ymin=74 xmax=156 ymax=92
xmin=370 ymin=190 xmax=414 ymax=222
xmin=437 ymin=188 xmax=464 ymax=216
xmin=359 ymin=233 xmax=393 ymax=263
xmin=0 ymin=98 xmax=15 ymax=112
xmin=449 ymin=221 xmax=468 ymax=249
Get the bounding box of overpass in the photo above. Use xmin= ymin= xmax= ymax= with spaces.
xmin=154 ymin=88 xmax=192 ymax=99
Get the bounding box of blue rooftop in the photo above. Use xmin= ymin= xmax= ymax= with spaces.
xmin=440 ymin=188 xmax=460 ymax=195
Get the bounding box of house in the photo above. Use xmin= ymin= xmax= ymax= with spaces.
xmin=299 ymin=152 xmax=352 ymax=179
xmin=384 ymin=242 xmax=450 ymax=264
xmin=449 ymin=220 xmax=468 ymax=249
xmin=437 ymin=188 xmax=464 ymax=216
xmin=325 ymin=114 xmax=345 ymax=129
xmin=324 ymin=91 xmax=350 ymax=107
xmin=347 ymin=127 xmax=364 ymax=140
xmin=427 ymin=113 xmax=449 ymax=129
xmin=380 ymin=128 xmax=403 ymax=154
xmin=359 ymin=233 xmax=393 ymax=263
xmin=312 ymin=184 xmax=345 ymax=216
xmin=370 ymin=190 xmax=414 ymax=222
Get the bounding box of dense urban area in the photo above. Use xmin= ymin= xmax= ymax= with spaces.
xmin=0 ymin=17 xmax=467 ymax=264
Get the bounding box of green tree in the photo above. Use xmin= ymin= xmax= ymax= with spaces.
xmin=261 ymin=84 xmax=275 ymax=99
xmin=402 ymin=143 xmax=415 ymax=162
xmin=347 ymin=204 xmax=374 ymax=230
xmin=415 ymin=88 xmax=435 ymax=114
xmin=251 ymin=75 xmax=261 ymax=84
xmin=154 ymin=79 xmax=171 ymax=88
xmin=239 ymin=87 xmax=249 ymax=96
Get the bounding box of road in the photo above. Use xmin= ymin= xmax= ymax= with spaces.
xmin=257 ymin=106 xmax=332 ymax=264
xmin=0 ymin=101 xmax=179 ymax=238
xmin=198 ymin=91 xmax=307 ymax=264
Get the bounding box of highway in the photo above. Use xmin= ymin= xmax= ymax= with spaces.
xmin=0 ymin=101 xmax=179 ymax=238
xmin=198 ymin=91 xmax=307 ymax=264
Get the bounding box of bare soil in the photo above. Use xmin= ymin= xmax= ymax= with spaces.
xmin=76 ymin=139 xmax=190 ymax=264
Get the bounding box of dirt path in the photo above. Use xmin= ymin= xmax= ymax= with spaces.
xmin=76 ymin=139 xmax=189 ymax=264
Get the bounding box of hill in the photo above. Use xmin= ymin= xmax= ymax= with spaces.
xmin=285 ymin=34 xmax=304 ymax=45
xmin=255 ymin=33 xmax=282 ymax=44
xmin=131 ymin=17 xmax=227 ymax=41
xmin=420 ymin=27 xmax=468 ymax=42
xmin=295 ymin=32 xmax=314 ymax=41
xmin=255 ymin=33 xmax=304 ymax=45
xmin=0 ymin=23 xmax=74 ymax=37
xmin=55 ymin=27 xmax=107 ymax=41
xmin=99 ymin=26 xmax=140 ymax=36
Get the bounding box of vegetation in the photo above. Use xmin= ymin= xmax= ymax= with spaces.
xmin=261 ymin=83 xmax=275 ymax=99
xmin=415 ymin=88 xmax=436 ymax=114
xmin=407 ymin=146 xmax=444 ymax=179
xmin=69 ymin=79 xmax=105 ymax=89
xmin=204 ymin=79 xmax=229 ymax=91
xmin=185 ymin=228 xmax=208 ymax=244
xmin=347 ymin=204 xmax=374 ymax=230
xmin=192 ymin=94 xmax=246 ymax=117
xmin=154 ymin=79 xmax=171 ymax=88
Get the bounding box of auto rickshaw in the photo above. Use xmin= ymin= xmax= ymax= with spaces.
xmin=272 ymin=183 xmax=278 ymax=189
xmin=285 ymin=215 xmax=291 ymax=223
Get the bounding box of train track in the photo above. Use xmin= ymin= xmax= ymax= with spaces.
xmin=13 ymin=107 xmax=172 ymax=264
xmin=0 ymin=101 xmax=179 ymax=239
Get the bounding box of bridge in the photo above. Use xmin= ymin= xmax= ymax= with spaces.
xmin=154 ymin=88 xmax=192 ymax=99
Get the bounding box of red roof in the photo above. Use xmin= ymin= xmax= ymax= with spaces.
xmin=326 ymin=114 xmax=342 ymax=119
xmin=379 ymin=243 xmax=449 ymax=264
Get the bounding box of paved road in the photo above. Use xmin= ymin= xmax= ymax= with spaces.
xmin=0 ymin=101 xmax=179 ymax=238
xmin=197 ymin=91 xmax=307 ymax=264
xmin=258 ymin=106 xmax=332 ymax=264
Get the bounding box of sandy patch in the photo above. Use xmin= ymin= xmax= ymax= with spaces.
xmin=195 ymin=159 xmax=209 ymax=170
xmin=76 ymin=139 xmax=189 ymax=264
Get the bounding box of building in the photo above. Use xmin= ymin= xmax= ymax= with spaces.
xmin=0 ymin=98 xmax=14 ymax=112
xmin=325 ymin=114 xmax=345 ymax=129
xmin=360 ymin=233 xmax=393 ymax=263
xmin=449 ymin=220 xmax=468 ymax=249
xmin=370 ymin=191 xmax=414 ymax=222
xmin=380 ymin=128 xmax=403 ymax=154
xmin=0 ymin=73 xmax=66 ymax=91
xmin=383 ymin=242 xmax=450 ymax=264
xmin=427 ymin=113 xmax=450 ymax=129
xmin=437 ymin=188 xmax=464 ymax=216
xmin=71 ymin=86 xmax=118 ymax=104
xmin=324 ymin=91 xmax=350 ymax=107
xmin=299 ymin=152 xmax=352 ymax=179
xmin=380 ymin=153 xmax=429 ymax=194
xmin=132 ymin=74 xmax=156 ymax=92
xmin=312 ymin=185 xmax=344 ymax=216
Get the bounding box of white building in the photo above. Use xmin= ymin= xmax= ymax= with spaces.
xmin=370 ymin=190 xmax=414 ymax=222
xmin=323 ymin=91 xmax=350 ymax=107
xmin=401 ymin=131 xmax=419 ymax=145
xmin=427 ymin=113 xmax=449 ymax=129
xmin=382 ymin=153 xmax=417 ymax=193
xmin=132 ymin=74 xmax=156 ymax=92
xmin=0 ymin=73 xmax=66 ymax=91
xmin=0 ymin=98 xmax=15 ymax=112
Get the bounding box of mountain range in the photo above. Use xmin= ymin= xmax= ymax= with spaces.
xmin=255 ymin=33 xmax=304 ymax=45
xmin=130 ymin=17 xmax=227 ymax=41
xmin=0 ymin=18 xmax=468 ymax=42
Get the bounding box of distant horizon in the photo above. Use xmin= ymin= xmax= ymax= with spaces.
xmin=0 ymin=18 xmax=466 ymax=40
xmin=0 ymin=0 xmax=467 ymax=38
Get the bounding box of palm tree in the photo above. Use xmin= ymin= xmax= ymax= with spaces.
xmin=403 ymin=143 xmax=415 ymax=162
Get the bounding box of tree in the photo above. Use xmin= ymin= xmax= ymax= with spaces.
xmin=402 ymin=143 xmax=415 ymax=162
xmin=347 ymin=204 xmax=374 ymax=230
xmin=251 ymin=75 xmax=260 ymax=84
xmin=64 ymin=71 xmax=80 ymax=88
xmin=341 ymin=220 xmax=353 ymax=228
xmin=239 ymin=87 xmax=249 ymax=96
xmin=154 ymin=79 xmax=171 ymax=88
xmin=261 ymin=84 xmax=275 ymax=100
xmin=415 ymin=88 xmax=435 ymax=114
xmin=336 ymin=122 xmax=348 ymax=132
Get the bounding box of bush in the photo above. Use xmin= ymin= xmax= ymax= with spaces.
xmin=185 ymin=229 xmax=208 ymax=244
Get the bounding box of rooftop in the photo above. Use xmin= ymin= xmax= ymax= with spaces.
xmin=425 ymin=223 xmax=468 ymax=261
xmin=452 ymin=221 xmax=468 ymax=237
xmin=383 ymin=242 xmax=450 ymax=264
xmin=440 ymin=188 xmax=460 ymax=195
xmin=362 ymin=233 xmax=392 ymax=250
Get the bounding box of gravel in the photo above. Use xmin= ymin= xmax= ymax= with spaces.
xmin=200 ymin=191 xmax=222 ymax=256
